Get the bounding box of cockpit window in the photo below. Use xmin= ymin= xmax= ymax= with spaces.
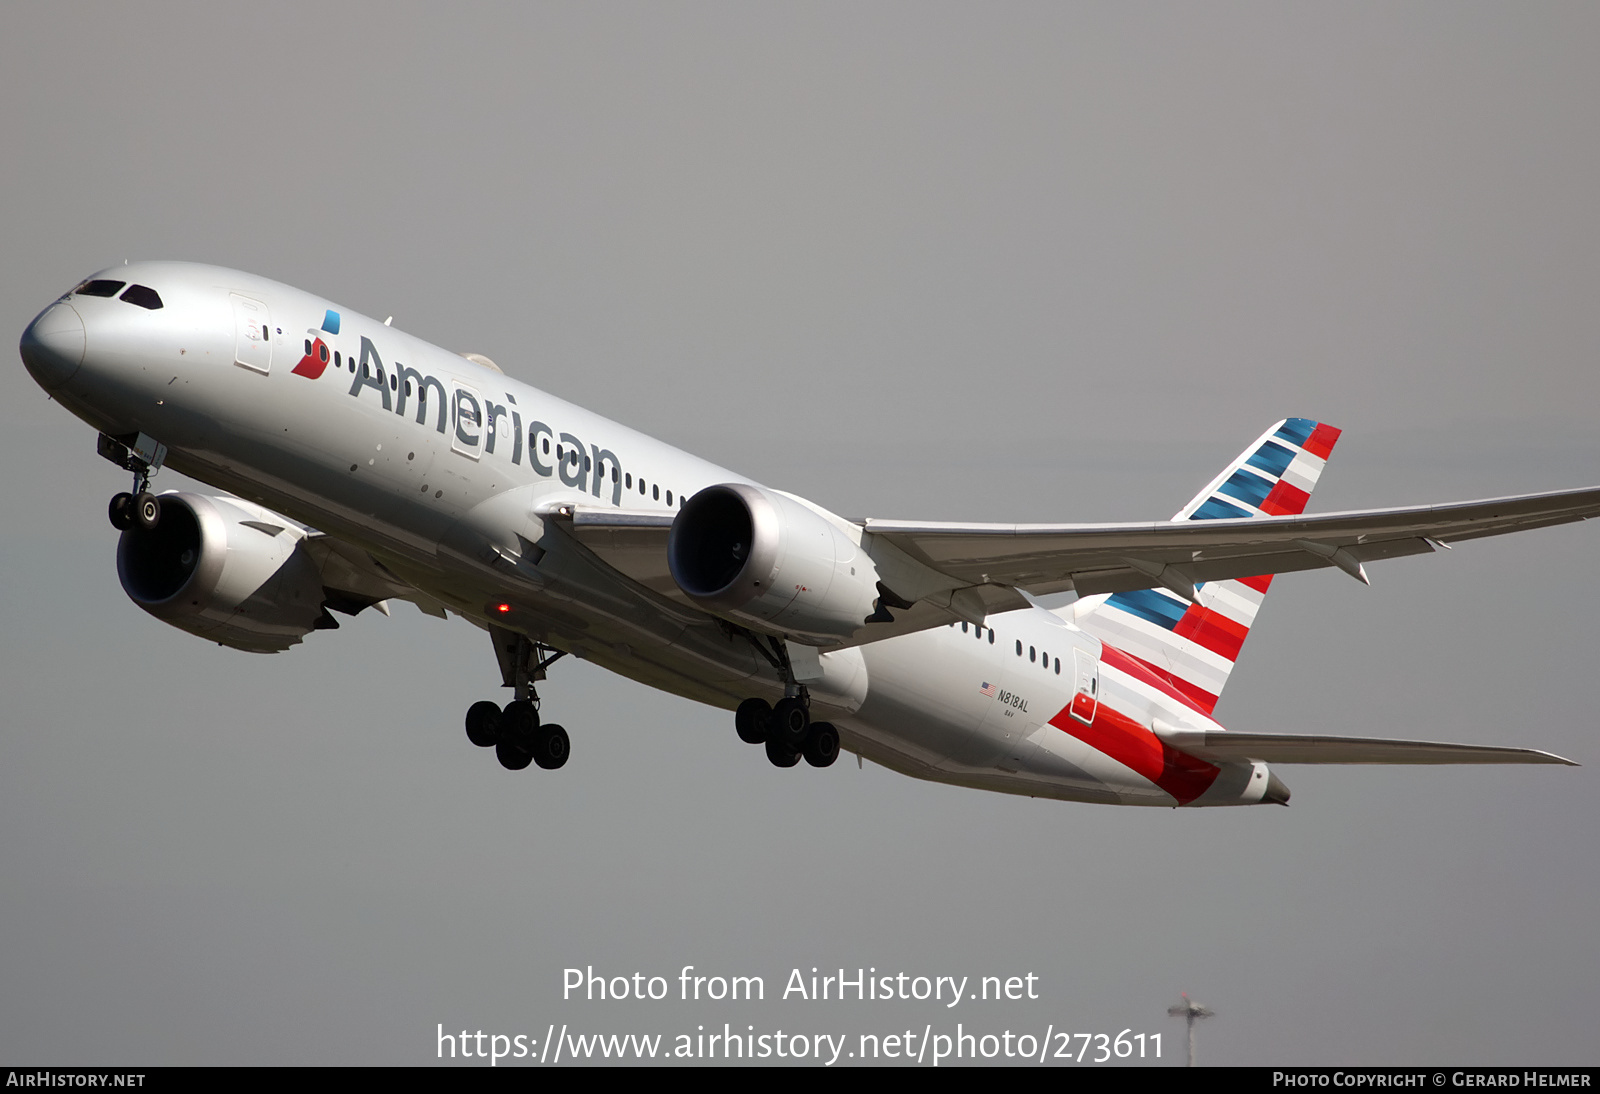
xmin=120 ymin=284 xmax=163 ymax=310
xmin=75 ymin=279 xmax=126 ymax=298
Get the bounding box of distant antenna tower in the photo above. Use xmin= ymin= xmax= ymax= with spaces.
xmin=1166 ymin=992 xmax=1214 ymax=1066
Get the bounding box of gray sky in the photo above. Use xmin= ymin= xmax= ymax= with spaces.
xmin=2 ymin=3 xmax=1597 ymax=1066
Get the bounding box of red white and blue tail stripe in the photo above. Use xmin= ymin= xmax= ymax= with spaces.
xmin=1172 ymin=417 xmax=1341 ymax=521
xmin=1073 ymin=418 xmax=1341 ymax=714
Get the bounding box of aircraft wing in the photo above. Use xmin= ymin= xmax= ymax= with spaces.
xmin=558 ymin=484 xmax=1600 ymax=646
xmin=1162 ymin=731 xmax=1578 ymax=766
xmin=862 ymin=484 xmax=1600 ymax=598
xmin=560 ymin=508 xmax=683 ymax=603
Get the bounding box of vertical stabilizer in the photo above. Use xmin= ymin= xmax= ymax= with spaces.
xmin=1070 ymin=418 xmax=1341 ymax=714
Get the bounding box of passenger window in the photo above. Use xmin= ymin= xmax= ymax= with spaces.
xmin=989 ymin=630 xmax=995 ymax=645
xmin=625 ymin=473 xmax=632 ymax=489
xmin=666 ymin=490 xmax=673 ymax=505
xmin=652 ymin=485 xmax=660 ymax=501
xmin=961 ymin=622 xmax=968 ymax=633
xmin=1054 ymin=657 xmax=1061 ymax=674
xmin=1015 ymin=640 xmax=1022 ymax=656
xmin=304 ymin=339 xmax=313 ymax=355
xmin=120 ymin=284 xmax=163 ymax=309
xmin=542 ymin=438 xmax=550 ymax=455
xmin=76 ymin=279 xmax=125 ymax=298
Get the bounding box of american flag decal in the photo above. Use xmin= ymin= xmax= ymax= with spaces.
xmin=979 ymin=681 xmax=997 ymax=698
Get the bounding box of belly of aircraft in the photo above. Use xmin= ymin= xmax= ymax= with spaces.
xmin=845 ymin=620 xmax=1180 ymax=806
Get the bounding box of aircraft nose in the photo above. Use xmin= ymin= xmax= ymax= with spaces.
xmin=19 ymin=301 xmax=86 ymax=391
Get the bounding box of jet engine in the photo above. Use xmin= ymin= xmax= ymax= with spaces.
xmin=116 ymin=492 xmax=332 ymax=652
xmin=668 ymin=483 xmax=885 ymax=643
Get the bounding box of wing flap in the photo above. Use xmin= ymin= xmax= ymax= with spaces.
xmin=566 ymin=507 xmax=681 ymax=598
xmin=1070 ymin=538 xmax=1439 ymax=597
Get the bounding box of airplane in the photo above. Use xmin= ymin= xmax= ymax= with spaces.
xmin=17 ymin=261 xmax=1593 ymax=806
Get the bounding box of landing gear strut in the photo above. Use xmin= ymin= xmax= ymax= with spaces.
xmin=463 ymin=628 xmax=571 ymax=771
xmin=99 ymin=432 xmax=166 ymax=532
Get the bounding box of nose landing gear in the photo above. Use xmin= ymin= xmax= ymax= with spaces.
xmin=99 ymin=432 xmax=167 ymax=532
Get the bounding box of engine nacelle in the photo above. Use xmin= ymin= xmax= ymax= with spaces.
xmin=668 ymin=483 xmax=883 ymax=643
xmin=117 ymin=492 xmax=330 ymax=653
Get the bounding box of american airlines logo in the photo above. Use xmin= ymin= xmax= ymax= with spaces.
xmin=290 ymin=309 xmax=341 ymax=380
xmin=292 ymin=334 xmax=333 ymax=379
xmin=289 ymin=317 xmax=634 ymax=506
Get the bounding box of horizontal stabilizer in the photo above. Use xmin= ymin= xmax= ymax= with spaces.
xmin=1173 ymin=731 xmax=1578 ymax=766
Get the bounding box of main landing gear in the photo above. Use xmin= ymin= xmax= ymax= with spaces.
xmin=735 ymin=696 xmax=841 ymax=769
xmin=466 ymin=628 xmax=571 ymax=771
xmin=729 ymin=631 xmax=840 ymax=769
xmin=99 ymin=432 xmax=168 ymax=532
xmin=465 ymin=698 xmax=570 ymax=770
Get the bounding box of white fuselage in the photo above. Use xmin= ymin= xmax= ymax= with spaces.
xmin=24 ymin=262 xmax=1271 ymax=807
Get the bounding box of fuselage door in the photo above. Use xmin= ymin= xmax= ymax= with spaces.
xmin=451 ymin=381 xmax=484 ymax=460
xmin=1069 ymin=647 xmax=1100 ymax=725
xmin=230 ymin=293 xmax=272 ymax=374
